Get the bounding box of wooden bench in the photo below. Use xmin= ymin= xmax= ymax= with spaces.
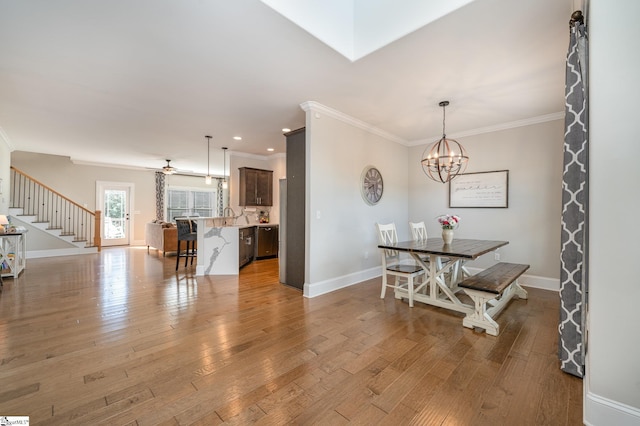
xmin=459 ymin=262 xmax=529 ymax=336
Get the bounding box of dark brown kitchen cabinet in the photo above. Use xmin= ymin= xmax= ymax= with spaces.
xmin=239 ymin=167 xmax=273 ymax=206
xmin=239 ymin=226 xmax=255 ymax=268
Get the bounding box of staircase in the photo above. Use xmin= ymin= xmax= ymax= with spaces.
xmin=9 ymin=166 xmax=101 ymax=258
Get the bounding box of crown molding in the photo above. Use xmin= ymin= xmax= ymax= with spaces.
xmin=300 ymin=102 xmax=564 ymax=147
xmin=71 ymin=159 xmax=150 ymax=171
xmin=70 ymin=149 xmax=284 ymax=172
xmin=300 ymin=101 xmax=407 ymax=144
xmin=229 ymin=150 xmax=284 ymax=161
xmin=408 ymin=111 xmax=565 ymax=146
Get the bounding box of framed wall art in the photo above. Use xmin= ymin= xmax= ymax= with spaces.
xmin=449 ymin=170 xmax=509 ymax=208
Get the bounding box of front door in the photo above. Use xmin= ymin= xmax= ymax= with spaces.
xmin=97 ymin=182 xmax=133 ymax=247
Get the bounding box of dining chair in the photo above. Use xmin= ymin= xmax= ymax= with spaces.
xmin=409 ymin=220 xmax=432 ymax=265
xmin=409 ymin=220 xmax=453 ymax=288
xmin=409 ymin=221 xmax=428 ymax=242
xmin=376 ymin=222 xmax=425 ymax=307
xmin=175 ymin=218 xmax=197 ymax=270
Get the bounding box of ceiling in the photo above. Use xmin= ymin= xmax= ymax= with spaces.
xmin=0 ymin=0 xmax=573 ymax=177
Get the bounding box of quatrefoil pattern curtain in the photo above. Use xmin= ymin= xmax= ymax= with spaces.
xmin=155 ymin=171 xmax=165 ymax=221
xmin=559 ymin=16 xmax=588 ymax=378
xmin=217 ymin=179 xmax=224 ymax=217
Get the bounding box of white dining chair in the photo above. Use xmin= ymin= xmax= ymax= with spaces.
xmin=409 ymin=220 xmax=453 ymax=287
xmin=409 ymin=221 xmax=428 ymax=242
xmin=376 ymin=222 xmax=425 ymax=307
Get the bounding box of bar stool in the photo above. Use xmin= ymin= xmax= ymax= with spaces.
xmin=176 ymin=218 xmax=197 ymax=270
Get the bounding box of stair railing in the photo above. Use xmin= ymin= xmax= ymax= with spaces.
xmin=10 ymin=166 xmax=102 ymax=251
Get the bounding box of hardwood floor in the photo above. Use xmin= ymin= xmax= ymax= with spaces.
xmin=0 ymin=247 xmax=583 ymax=425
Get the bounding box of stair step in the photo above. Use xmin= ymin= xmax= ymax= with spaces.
xmin=9 ymin=175 xmax=101 ymax=257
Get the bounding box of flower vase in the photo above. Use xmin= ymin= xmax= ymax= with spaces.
xmin=442 ymin=229 xmax=454 ymax=245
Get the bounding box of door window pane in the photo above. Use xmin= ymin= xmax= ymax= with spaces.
xmin=104 ymin=189 xmax=126 ymax=239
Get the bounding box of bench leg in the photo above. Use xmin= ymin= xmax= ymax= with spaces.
xmin=512 ymin=280 xmax=528 ymax=300
xmin=462 ymin=280 xmax=528 ymax=336
xmin=462 ymin=289 xmax=501 ymax=336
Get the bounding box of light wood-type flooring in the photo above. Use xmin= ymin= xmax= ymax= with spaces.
xmin=0 ymin=247 xmax=583 ymax=425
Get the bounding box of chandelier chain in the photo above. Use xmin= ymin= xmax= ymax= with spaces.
xmin=442 ymin=104 xmax=446 ymax=137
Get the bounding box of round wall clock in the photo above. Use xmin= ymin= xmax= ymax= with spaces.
xmin=361 ymin=166 xmax=383 ymax=205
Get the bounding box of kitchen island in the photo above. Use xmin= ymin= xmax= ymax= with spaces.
xmin=194 ymin=218 xmax=277 ymax=276
xmin=195 ymin=218 xmax=240 ymax=276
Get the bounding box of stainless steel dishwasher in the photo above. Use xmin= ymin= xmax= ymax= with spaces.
xmin=256 ymin=225 xmax=279 ymax=259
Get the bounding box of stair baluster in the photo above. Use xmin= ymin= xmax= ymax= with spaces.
xmin=9 ymin=166 xmax=101 ymax=251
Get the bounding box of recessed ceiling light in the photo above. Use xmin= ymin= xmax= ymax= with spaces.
xmin=233 ymin=136 xmax=242 ymax=140
xmin=267 ymin=148 xmax=274 ymax=152
xmin=282 ymin=128 xmax=291 ymax=133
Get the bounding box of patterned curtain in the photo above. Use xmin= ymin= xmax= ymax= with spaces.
xmin=155 ymin=171 xmax=165 ymax=221
xmin=217 ymin=178 xmax=224 ymax=217
xmin=559 ymin=12 xmax=588 ymax=378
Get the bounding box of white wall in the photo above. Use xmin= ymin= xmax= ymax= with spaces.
xmin=586 ymin=0 xmax=640 ymax=423
xmin=303 ymin=103 xmax=411 ymax=296
xmin=409 ymin=119 xmax=564 ymax=282
xmin=0 ymin=132 xmax=10 ymax=214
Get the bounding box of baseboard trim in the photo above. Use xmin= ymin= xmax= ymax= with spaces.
xmin=584 ymin=378 xmax=640 ymax=425
xmin=27 ymin=248 xmax=98 ymax=259
xmin=303 ymin=266 xmax=559 ymax=298
xmin=304 ymin=267 xmax=380 ymax=298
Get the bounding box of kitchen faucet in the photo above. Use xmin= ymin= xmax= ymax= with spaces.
xmin=223 ymin=206 xmax=236 ymax=225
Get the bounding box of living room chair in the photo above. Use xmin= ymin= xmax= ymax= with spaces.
xmin=376 ymin=222 xmax=425 ymax=307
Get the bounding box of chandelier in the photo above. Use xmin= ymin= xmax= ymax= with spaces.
xmin=420 ymin=101 xmax=469 ymax=183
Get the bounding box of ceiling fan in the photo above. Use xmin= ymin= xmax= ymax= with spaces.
xmin=162 ymin=159 xmax=177 ymax=175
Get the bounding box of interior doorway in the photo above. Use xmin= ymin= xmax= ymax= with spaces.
xmin=97 ymin=182 xmax=133 ymax=247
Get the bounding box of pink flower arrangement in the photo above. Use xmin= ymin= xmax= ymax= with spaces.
xmin=437 ymin=214 xmax=460 ymax=230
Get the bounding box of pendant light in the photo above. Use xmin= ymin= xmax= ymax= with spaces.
xmin=222 ymin=147 xmax=228 ymax=189
xmin=205 ymin=135 xmax=212 ymax=184
xmin=420 ymin=101 xmax=469 ymax=183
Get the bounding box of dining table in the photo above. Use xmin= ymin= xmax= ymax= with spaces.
xmin=377 ymin=238 xmax=509 ymax=314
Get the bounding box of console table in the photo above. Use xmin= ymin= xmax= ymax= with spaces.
xmin=0 ymin=232 xmax=27 ymax=278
